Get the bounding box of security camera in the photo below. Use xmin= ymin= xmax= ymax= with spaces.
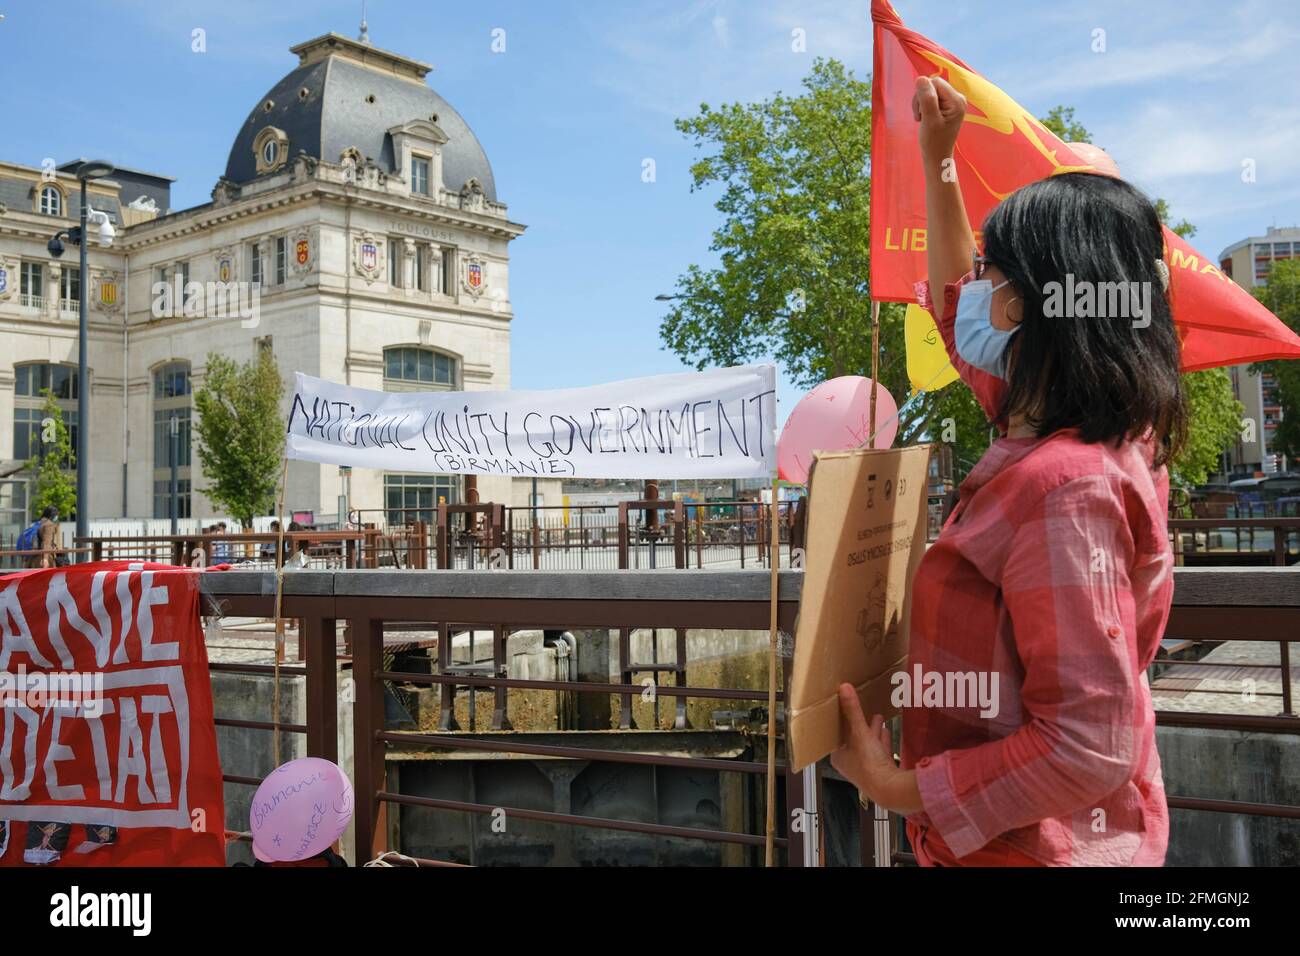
xmin=85 ymin=207 xmax=115 ymax=248
xmin=47 ymin=235 xmax=65 ymax=258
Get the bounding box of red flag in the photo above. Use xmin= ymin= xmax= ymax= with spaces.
xmin=869 ymin=0 xmax=1300 ymax=371
xmin=0 ymin=562 xmax=225 ymax=866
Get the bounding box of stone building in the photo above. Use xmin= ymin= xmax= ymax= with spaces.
xmin=0 ymin=31 xmax=552 ymax=531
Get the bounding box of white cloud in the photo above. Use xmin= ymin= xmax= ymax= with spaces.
xmin=1009 ymin=24 xmax=1299 ymax=97
xmin=712 ymin=14 xmax=730 ymax=48
xmin=1101 ymin=102 xmax=1300 ymax=181
xmin=589 ymin=0 xmax=871 ymax=119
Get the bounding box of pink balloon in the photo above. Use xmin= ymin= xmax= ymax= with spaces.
xmin=777 ymin=376 xmax=898 ymax=484
xmin=250 ymin=757 xmax=354 ymax=863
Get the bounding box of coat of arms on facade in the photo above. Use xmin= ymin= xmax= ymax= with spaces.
xmin=214 ymin=248 xmax=236 ymax=283
xmin=93 ymin=272 xmax=123 ymax=312
xmin=0 ymin=259 xmax=13 ymax=301
xmin=292 ymin=228 xmax=314 ymax=276
xmin=462 ymin=254 xmax=486 ymax=298
xmin=353 ymin=233 xmax=383 ymax=283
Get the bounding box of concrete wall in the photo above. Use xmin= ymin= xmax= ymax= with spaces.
xmin=212 ymin=664 xmax=356 ymax=865
xmin=1157 ymin=726 xmax=1299 ymax=866
xmin=391 ymin=735 xmax=757 ymax=866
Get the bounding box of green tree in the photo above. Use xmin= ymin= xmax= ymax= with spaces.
xmin=659 ymin=58 xmax=989 ymax=472
xmin=26 ymin=388 xmax=76 ymax=520
xmin=1040 ymin=106 xmax=1241 ymax=486
xmin=1170 ymin=367 xmax=1244 ymax=487
xmin=1040 ymin=105 xmax=1091 ymax=144
xmin=1253 ymin=257 xmax=1300 ymax=463
xmin=193 ymin=350 xmax=285 ymax=528
xmin=1153 ymin=198 xmax=1196 ymax=242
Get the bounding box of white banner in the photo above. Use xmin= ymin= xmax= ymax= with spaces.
xmin=285 ymin=365 xmax=777 ymax=479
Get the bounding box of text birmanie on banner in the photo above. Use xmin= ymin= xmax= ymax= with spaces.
xmin=285 ymin=364 xmax=778 ymax=479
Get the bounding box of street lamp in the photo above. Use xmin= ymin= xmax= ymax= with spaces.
xmin=169 ymin=413 xmax=180 ymax=534
xmin=47 ymin=159 xmax=115 ymax=551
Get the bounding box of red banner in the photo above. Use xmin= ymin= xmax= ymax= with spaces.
xmin=869 ymin=0 xmax=1300 ymax=371
xmin=0 ymin=562 xmax=225 ymax=866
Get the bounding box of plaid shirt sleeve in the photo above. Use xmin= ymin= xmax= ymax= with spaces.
xmin=914 ymin=473 xmax=1144 ymax=859
xmin=916 ymin=278 xmax=1006 ymax=426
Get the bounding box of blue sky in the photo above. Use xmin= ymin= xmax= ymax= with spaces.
xmin=3 ymin=0 xmax=1298 ymax=426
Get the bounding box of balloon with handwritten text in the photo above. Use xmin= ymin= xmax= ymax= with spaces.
xmin=777 ymin=376 xmax=898 ymax=484
xmin=249 ymin=757 xmax=354 ymax=863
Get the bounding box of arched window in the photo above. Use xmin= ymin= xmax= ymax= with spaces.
xmin=152 ymin=362 xmax=193 ymax=519
xmin=383 ymin=346 xmax=456 ymax=391
xmin=382 ymin=347 xmax=459 ymax=520
xmin=39 ymin=185 xmax=63 ymax=216
xmin=13 ymin=362 xmax=78 ymax=461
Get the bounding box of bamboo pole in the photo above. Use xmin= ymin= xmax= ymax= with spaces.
xmin=870 ymin=300 xmax=881 ymax=445
xmin=765 ymin=474 xmax=780 ymax=866
xmin=271 ymin=456 xmax=289 ymax=766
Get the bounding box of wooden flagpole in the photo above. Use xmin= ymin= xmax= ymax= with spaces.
xmin=765 ymin=474 xmax=780 ymax=866
xmin=271 ymin=455 xmax=289 ymax=766
xmin=870 ymin=301 xmax=881 ymax=442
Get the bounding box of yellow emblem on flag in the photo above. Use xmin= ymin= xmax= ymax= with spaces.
xmin=904 ymin=303 xmax=958 ymax=392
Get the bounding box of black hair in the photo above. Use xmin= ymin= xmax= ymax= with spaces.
xmin=982 ymin=172 xmax=1186 ymax=465
xmin=41 ymin=505 xmax=58 ymax=520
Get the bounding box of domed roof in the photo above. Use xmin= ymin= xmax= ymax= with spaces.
xmin=224 ymin=33 xmax=497 ymax=202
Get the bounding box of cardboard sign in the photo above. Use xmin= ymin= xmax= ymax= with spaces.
xmin=787 ymin=444 xmax=931 ymax=772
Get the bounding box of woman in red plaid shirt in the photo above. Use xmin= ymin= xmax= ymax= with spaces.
xmin=830 ymin=75 xmax=1183 ymax=866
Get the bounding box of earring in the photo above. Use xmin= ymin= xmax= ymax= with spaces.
xmin=1005 ymin=297 xmax=1023 ymax=325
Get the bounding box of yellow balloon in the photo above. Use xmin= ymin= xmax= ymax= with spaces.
xmin=904 ymin=303 xmax=959 ymax=392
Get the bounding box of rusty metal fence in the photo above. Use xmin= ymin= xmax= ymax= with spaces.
xmin=1170 ymin=517 xmax=1300 ymax=566
xmin=65 ymin=505 xmax=1299 ymax=575
xmin=68 ymin=500 xmax=811 ymax=572
xmin=204 ymin=568 xmax=805 ymax=864
xmin=200 ymin=564 xmax=1299 ymax=867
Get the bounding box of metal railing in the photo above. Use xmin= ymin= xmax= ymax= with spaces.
xmin=200 ymin=564 xmax=1299 ymax=866
xmin=202 ymin=567 xmax=804 ymax=864
xmin=78 ymin=498 xmax=1300 ymax=573
xmin=74 ymin=530 xmax=369 ymax=569
xmin=75 ymin=500 xmax=813 ymax=572
xmin=1170 ymin=517 xmax=1300 ymax=566
xmin=0 ymin=546 xmax=94 ymax=569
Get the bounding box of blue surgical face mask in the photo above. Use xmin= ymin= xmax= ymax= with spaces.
xmin=955 ymin=278 xmax=1018 ymax=378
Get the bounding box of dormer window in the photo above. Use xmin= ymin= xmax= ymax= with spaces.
xmin=388 ymin=119 xmax=447 ymax=201
xmin=411 ymin=156 xmax=431 ymax=196
xmin=39 ymin=185 xmax=63 ymax=216
xmin=252 ymin=126 xmax=289 ymax=174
